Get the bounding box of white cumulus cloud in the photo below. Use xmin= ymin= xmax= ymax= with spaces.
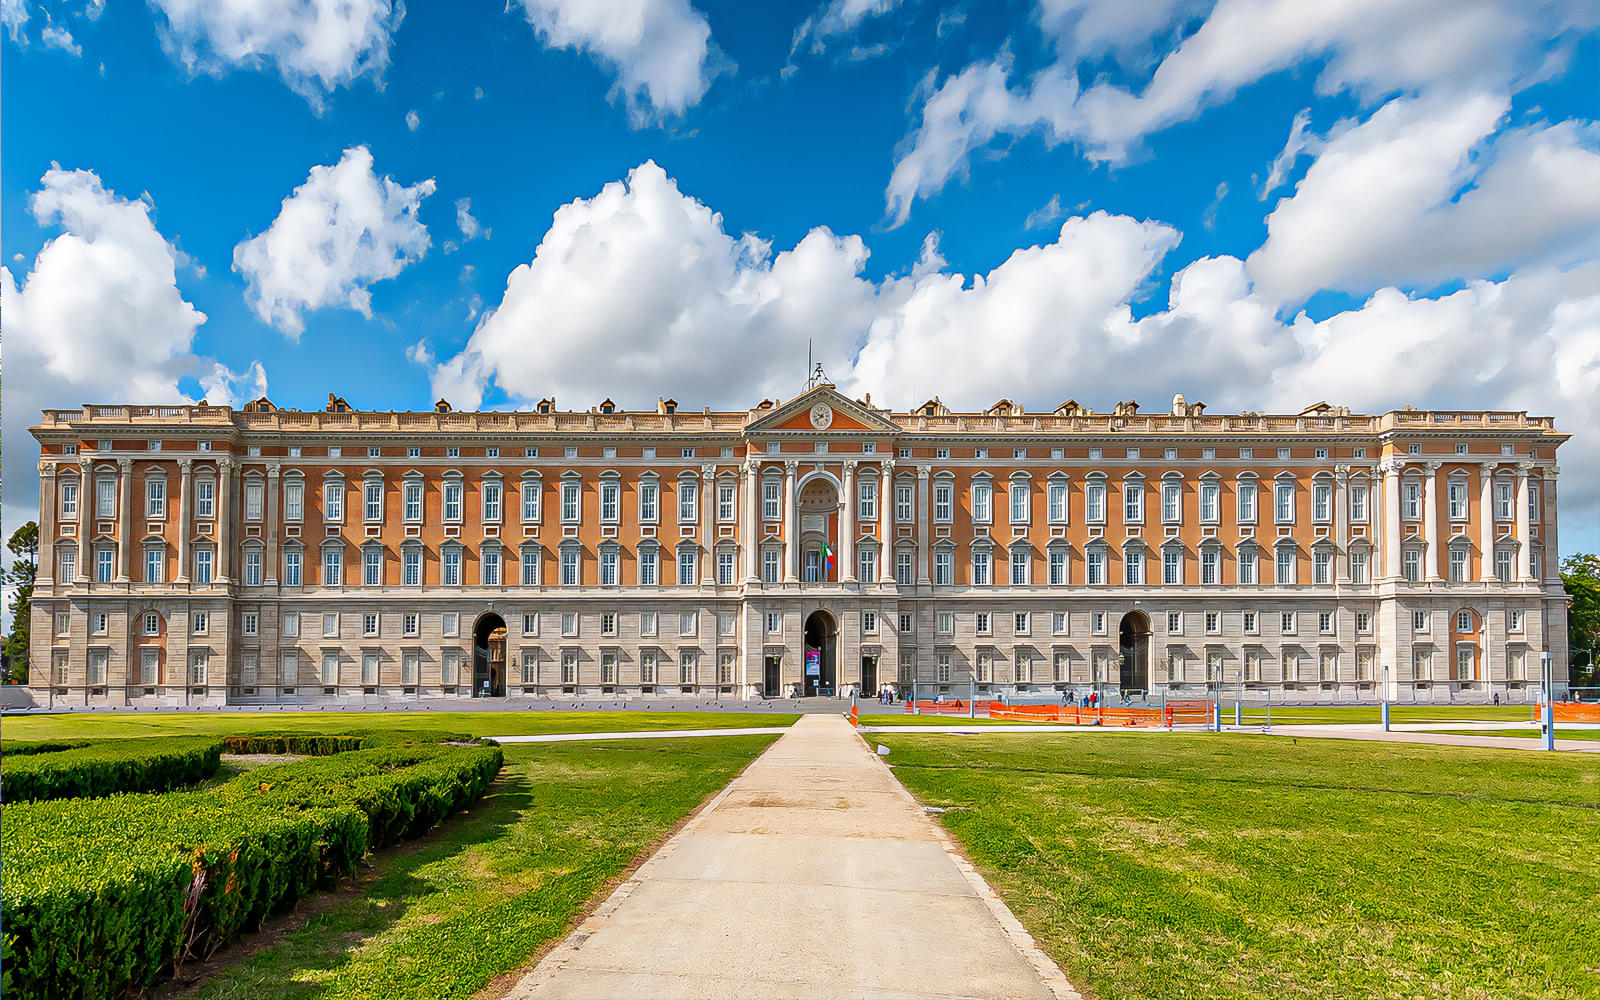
xmin=1 ymin=166 xmax=265 ymax=542
xmin=511 ymin=0 xmax=729 ymax=125
xmin=788 ymin=0 xmax=901 ymax=63
xmin=405 ymin=108 xmax=419 ymax=130
xmin=233 ymin=145 xmax=436 ymax=338
xmin=149 ymin=0 xmax=403 ymax=110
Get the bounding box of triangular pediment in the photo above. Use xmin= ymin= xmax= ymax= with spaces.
xmin=744 ymin=385 xmax=900 ymax=434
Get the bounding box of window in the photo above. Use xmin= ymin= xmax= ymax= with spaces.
xmin=522 ymin=481 xmax=541 ymax=522
xmin=559 ymin=546 xmax=579 ymax=586
xmin=323 ymin=481 xmax=346 ymax=522
xmin=599 ymin=480 xmax=620 ymax=523
xmin=1092 ymin=612 xmax=1107 ymax=635
xmin=484 ymin=481 xmax=503 ymax=522
xmin=195 ymin=479 xmax=215 ymax=519
xmin=564 ymin=445 xmax=579 ymax=459
xmin=936 ymin=447 xmax=950 ymax=460
xmin=1243 ymin=611 xmax=1258 ymax=634
xmin=1238 ymin=546 xmax=1257 ymax=585
xmin=1350 ymin=549 xmax=1369 ymax=584
xmin=362 ymin=613 xmax=379 ymax=637
xmin=404 ymin=547 xmax=423 ymax=586
xmin=678 ymin=649 xmax=698 ymax=685
xmin=442 ymin=545 xmax=462 ymax=587
xmin=144 ymin=547 xmax=165 ymax=583
xmin=1402 ymin=549 xmax=1422 ymax=582
xmin=1281 ymin=611 xmax=1297 ymax=634
xmin=1010 ymin=546 xmax=1029 ymax=584
xmin=1123 ymin=482 xmax=1144 ymax=523
xmin=96 ymin=478 xmax=116 ymax=518
xmin=362 ymin=546 xmax=382 ymax=587
xmin=1315 ymin=447 xmax=1329 ymax=460
xmin=677 ymin=481 xmax=698 ymax=523
xmin=519 ymin=612 xmax=539 ymax=637
xmin=1447 ymin=481 xmax=1468 ymax=520
xmin=1413 ymin=611 xmax=1429 ymax=633
xmin=322 ymin=612 xmax=340 ymax=638
xmin=1008 ymin=483 xmax=1029 ymax=524
xmin=1449 ymin=546 xmax=1468 ymax=582
xmin=1206 ymin=612 xmax=1221 ymax=635
xmin=561 ymin=481 xmax=581 ymax=523
xmin=149 ymin=440 xmax=163 ymax=452
xmin=283 ymin=548 xmax=302 ymax=586
xmin=1124 ymin=549 xmax=1143 ymax=585
xmin=191 ymin=611 xmax=208 ymax=635
xmin=1086 ymin=548 xmax=1105 ymax=585
xmin=937 ymin=611 xmax=953 ymax=634
xmin=482 ymin=546 xmax=502 ymax=586
xmin=1494 ymin=549 xmax=1513 ymax=582
xmin=1199 ymin=481 xmax=1219 ymax=523
xmin=282 ymin=479 xmax=304 ymax=522
xmin=442 ymin=650 xmax=461 ymax=684
xmin=1456 ymin=610 xmax=1473 ymax=632
xmin=763 ymin=479 xmax=781 ymax=520
xmin=441 ymin=480 xmax=462 ymax=522
xmin=719 ymin=481 xmax=737 ymax=522
xmin=718 ymin=548 xmax=737 ymax=585
xmin=1313 ymin=548 xmax=1332 ymax=584
xmin=766 ymin=611 xmax=782 ymax=633
xmin=1048 ymin=547 xmax=1067 ymax=585
xmin=399 ymin=480 xmax=421 ymax=522
xmin=562 ymin=612 xmax=579 ymax=637
xmin=187 ymin=649 xmax=209 ymax=685
xmin=896 ymin=484 xmax=914 ymax=523
xmin=322 ymin=545 xmax=347 ymax=587
xmin=442 ymin=611 xmax=459 ymax=636
xmin=1354 ymin=612 xmax=1371 ymax=633
xmin=895 ymin=548 xmax=914 ymax=585
xmin=96 ymin=547 xmax=114 ymax=583
xmin=1402 ymin=480 xmax=1421 ymax=520
xmin=933 ymin=482 xmax=953 ymax=522
xmin=1508 ymin=609 xmax=1524 ymax=632
xmin=406 ymin=446 xmax=421 ymax=459
xmin=974 ymin=448 xmax=988 ymax=459
xmin=858 ymin=478 xmax=877 ymax=522
xmin=1163 ymin=548 xmax=1182 ymax=585
xmin=1319 ymin=612 xmax=1334 ymax=634
xmin=762 ymin=548 xmax=780 ymax=583
xmin=934 ymin=550 xmax=953 ymax=585
xmin=1237 ymin=481 xmax=1257 ymax=523
xmin=146 ymin=477 xmax=166 ymax=518
xmin=863 ymin=611 xmax=879 ymax=634
xmin=1349 ymin=483 xmax=1368 ymax=522
xmin=282 ymin=611 xmax=299 ymax=637
xmin=670 ymin=545 xmax=695 ymax=586
xmin=1412 ymin=648 xmax=1431 ymax=680
xmin=1274 ymin=482 xmax=1295 ymax=523
xmin=1200 ymin=548 xmax=1219 ymax=585
xmin=1275 ymin=547 xmax=1295 ymax=585
xmin=188 ymin=547 xmax=212 ymax=585
xmin=1167 ymin=611 xmax=1182 ymax=634
xmin=1052 ymin=612 xmax=1068 ymax=635
xmin=679 ymin=611 xmax=697 ymax=637
xmin=1312 ymin=482 xmax=1331 ymax=522
xmin=864 ymin=442 xmax=877 ymax=454
xmin=681 ymin=447 xmax=696 ymax=459
xmin=1086 ymin=481 xmax=1106 ymax=523
xmin=404 ymin=613 xmax=420 ymax=637
xmin=446 ymin=446 xmax=460 ymax=459
xmin=1048 ymin=481 xmax=1068 ymax=523
xmin=972 ymin=549 xmax=991 ymax=586
xmin=239 ymin=611 xmax=258 ymax=636
xmin=858 ymin=547 xmax=877 ymax=583
xmin=1161 ymin=481 xmax=1181 ymax=523
xmin=58 ymin=547 xmax=77 ymax=583
xmin=600 ymin=651 xmax=619 ymax=685
xmin=600 ymin=612 xmax=618 ymax=637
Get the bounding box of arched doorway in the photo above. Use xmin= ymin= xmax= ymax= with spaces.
xmin=797 ymin=475 xmax=841 ymax=583
xmin=1118 ymin=611 xmax=1151 ymax=692
xmin=804 ymin=610 xmax=838 ymax=697
xmin=473 ymin=612 xmax=508 ymax=697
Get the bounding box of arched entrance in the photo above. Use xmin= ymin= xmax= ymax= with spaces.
xmin=1118 ymin=611 xmax=1151 ymax=693
xmin=804 ymin=610 xmax=838 ymax=697
xmin=797 ymin=475 xmax=841 ymax=583
xmin=473 ymin=612 xmax=508 ymax=697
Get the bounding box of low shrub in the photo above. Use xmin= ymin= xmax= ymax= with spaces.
xmin=0 ymin=738 xmax=95 ymax=756
xmin=220 ymin=729 xmax=490 ymax=756
xmin=1 ymin=737 xmax=225 ymax=803
xmin=0 ymin=742 xmax=503 ymax=1000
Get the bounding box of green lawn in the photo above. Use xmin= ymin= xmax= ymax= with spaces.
xmin=878 ymin=732 xmax=1600 ymax=1000
xmin=2 ymin=710 xmax=798 ymax=742
xmin=168 ymin=735 xmax=777 ymax=1000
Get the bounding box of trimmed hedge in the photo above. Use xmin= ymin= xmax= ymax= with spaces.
xmin=1 ymin=742 xmax=503 ymax=1000
xmin=0 ymin=739 xmax=95 ymax=757
xmin=1 ymin=737 xmax=225 ymax=803
xmin=221 ymin=728 xmax=491 ymax=756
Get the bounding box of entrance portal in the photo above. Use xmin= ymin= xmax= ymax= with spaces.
xmin=1118 ymin=611 xmax=1151 ymax=693
xmin=473 ymin=613 xmax=508 ymax=697
xmin=763 ymin=655 xmax=782 ymax=698
xmin=861 ymin=655 xmax=878 ymax=697
xmin=803 ymin=611 xmax=837 ymax=697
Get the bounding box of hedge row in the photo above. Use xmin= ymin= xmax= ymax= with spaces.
xmin=1 ymin=742 xmax=503 ymax=1000
xmin=0 ymin=739 xmax=95 ymax=757
xmin=221 ymin=728 xmax=490 ymax=756
xmin=1 ymin=737 xmax=225 ymax=803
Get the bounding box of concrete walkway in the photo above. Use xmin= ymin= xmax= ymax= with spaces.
xmin=494 ymin=727 xmax=792 ymax=743
xmin=508 ymin=715 xmax=1077 ymax=1000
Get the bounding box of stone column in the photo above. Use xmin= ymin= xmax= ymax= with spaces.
xmin=175 ymin=458 xmax=193 ymax=584
xmin=840 ymin=460 xmax=857 ymax=583
xmin=1422 ymin=461 xmax=1442 ymax=581
xmin=1478 ymin=462 xmax=1495 ymax=582
xmin=783 ymin=460 xmax=799 ymax=583
xmin=916 ymin=464 xmax=932 ymax=586
xmin=76 ymin=458 xmax=92 ymax=585
xmin=265 ymin=463 xmax=281 ymax=586
xmin=742 ymin=458 xmax=759 ymax=582
xmin=1515 ymin=463 xmax=1534 ymax=582
xmin=116 ymin=458 xmax=133 ymax=583
xmin=1381 ymin=458 xmax=1401 ymax=581
xmin=1334 ymin=465 xmax=1350 ymax=584
xmin=700 ymin=464 xmax=716 ymax=584
xmin=1543 ymin=468 xmax=1560 ymax=584
xmin=216 ymin=457 xmax=234 ymax=585
xmin=879 ymin=460 xmax=895 ymax=583
xmin=37 ymin=462 xmax=57 ymax=587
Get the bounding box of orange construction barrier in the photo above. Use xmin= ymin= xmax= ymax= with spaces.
xmin=985 ymin=699 xmax=1214 ymax=727
xmin=903 ymin=699 xmax=998 ymax=715
xmin=849 ymin=703 xmax=860 ymax=728
xmin=1553 ymin=702 xmax=1600 ymax=724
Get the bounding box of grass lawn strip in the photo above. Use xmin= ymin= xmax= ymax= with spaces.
xmin=169 ymin=735 xmax=780 ymax=1000
xmin=878 ymin=732 xmax=1599 ymax=1000
xmin=3 ymin=710 xmax=800 ymax=742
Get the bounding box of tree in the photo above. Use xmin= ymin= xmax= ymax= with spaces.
xmin=2 ymin=521 xmax=38 ymax=684
xmin=1562 ymin=553 xmax=1600 ymax=687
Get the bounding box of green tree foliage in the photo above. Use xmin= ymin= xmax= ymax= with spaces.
xmin=3 ymin=521 xmax=39 ymax=683
xmin=1562 ymin=553 xmax=1600 ymax=685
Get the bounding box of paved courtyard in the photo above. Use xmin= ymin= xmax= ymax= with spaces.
xmin=509 ymin=714 xmax=1077 ymax=1000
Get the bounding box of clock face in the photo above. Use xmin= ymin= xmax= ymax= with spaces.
xmin=809 ymin=403 xmax=834 ymax=430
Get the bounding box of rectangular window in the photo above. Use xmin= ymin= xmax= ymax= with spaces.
xmin=442 ymin=650 xmax=460 ymax=684
xmin=1048 ymin=482 xmax=1068 ymax=523
xmin=404 ymin=613 xmax=420 ymax=636
xmin=678 ymin=481 xmax=698 ymax=523
xmin=1161 ymin=481 xmax=1181 ymax=523
xmin=362 ymin=613 xmax=379 ymax=637
xmin=242 ymin=612 xmax=258 ymax=636
xmin=762 ymin=548 xmax=780 ymax=583
xmin=145 ymin=547 xmax=164 ymax=583
xmin=188 ymin=649 xmax=208 ymax=685
xmin=482 ymin=547 xmax=502 ymax=586
xmin=1529 ymin=485 xmax=1540 ymax=521
xmin=679 ymin=650 xmax=696 ymax=685
xmin=359 ymin=480 xmax=381 ymax=522
xmin=718 ymin=549 xmax=737 ymax=585
xmin=319 ymin=651 xmax=339 ymax=685
xmin=1092 ymin=612 xmax=1106 ymax=635
xmin=195 ymin=479 xmax=215 ymax=520
xmin=1243 ymin=611 xmax=1258 ymax=634
xmin=933 ymin=482 xmax=953 ymax=523
xmin=1508 ymin=609 xmax=1524 ymax=632
xmin=937 ymin=611 xmax=953 ymax=634
xmin=1349 ymin=483 xmax=1368 ymax=522
xmin=1447 ymin=481 xmax=1467 ymax=520
xmin=1274 ymin=482 xmax=1294 ymax=523
xmin=1414 ymin=610 xmax=1429 ymax=633
xmin=763 ymin=480 xmax=781 ymax=520
xmin=936 ymin=447 xmax=950 ymax=460
xmin=1403 ymin=481 xmax=1421 ymax=520
xmin=1167 ymin=611 xmax=1182 ymax=634
xmin=562 ymin=612 xmax=579 ymax=637
xmin=1312 ymin=483 xmax=1331 ymax=522
xmin=484 ymin=482 xmax=503 ymax=522
xmin=192 ymin=611 xmax=209 ymax=635
xmin=559 ymin=547 xmax=578 ymax=586
xmin=858 ymin=478 xmax=877 ymax=522
xmin=896 ymin=484 xmax=914 ymax=523
xmin=1086 ymin=482 xmax=1105 ymax=523
xmin=1124 ymin=549 xmax=1143 ymax=585
xmin=1275 ymin=548 xmax=1295 ymax=585
xmin=1350 ymin=549 xmax=1368 ymax=584
xmin=521 ymin=612 xmax=540 ymax=637
xmin=192 ymin=548 xmax=212 ymax=584
xmin=1052 ymin=612 xmax=1068 ymax=635
xmin=1313 ymin=549 xmax=1332 ymax=584
xmin=1123 ymin=484 xmax=1143 ymax=524
xmin=1200 ymin=548 xmax=1218 ymax=585
xmin=895 ymin=549 xmax=914 ymax=585
xmin=1237 ymin=481 xmax=1257 ymax=523
xmin=1086 ymin=549 xmax=1105 ymax=585
xmin=97 ymin=547 xmax=114 ymax=582
xmin=442 ymin=481 xmax=462 ymax=522
xmin=1163 ymin=548 xmax=1181 ymax=585
xmin=766 ymin=611 xmax=782 ymax=633
xmin=972 ymin=550 xmax=990 ymax=586
xmin=561 ymin=481 xmax=581 ymax=523
xmin=401 ymin=650 xmax=418 ymax=685
xmin=933 ymin=550 xmax=953 ymax=586
xmin=858 ymin=547 xmax=877 ymax=583
xmin=1402 ymin=549 xmax=1421 ymax=582
xmin=443 ymin=546 xmax=462 ymax=587
xmin=1495 ymin=482 xmax=1513 ymax=520
xmin=1449 ymin=547 xmax=1468 ymax=582
xmin=1494 ymin=549 xmax=1513 ymax=582
xmin=96 ymin=478 xmax=116 ymax=518
xmin=403 ymin=481 xmax=423 ymax=521
xmin=146 ymin=478 xmax=166 ymax=518
xmin=1319 ymin=612 xmax=1333 ymax=634
xmin=361 ymin=546 xmax=381 ymax=587
xmin=282 ymin=611 xmax=299 ymax=637
xmin=58 ymin=548 xmax=77 ymax=583
xmin=323 ymin=612 xmax=340 ymax=638
xmin=1008 ymin=484 xmax=1028 ymax=524
xmin=1010 ymin=546 xmax=1028 ymax=585
xmin=717 ymin=481 xmax=737 ymax=522
xmin=442 ymin=611 xmax=458 ymax=636
xmin=323 ymin=482 xmax=344 ymax=522
xmin=1281 ymin=612 xmax=1296 ymax=635
xmin=400 ymin=547 xmax=421 ymax=586
xmin=936 ymin=652 xmax=952 ymax=683
xmin=60 ymin=481 xmax=78 ymax=518
xmin=238 ymin=650 xmax=256 ymax=686
xmin=863 ymin=611 xmax=879 ymax=634
xmin=1199 ymin=481 xmax=1219 ymax=523
xmin=1206 ymin=612 xmax=1221 ymax=635
xmin=678 ymin=547 xmax=697 ymax=585
xmin=1238 ymin=546 xmax=1257 ymax=585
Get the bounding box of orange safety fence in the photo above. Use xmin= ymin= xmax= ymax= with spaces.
xmin=1553 ymin=702 xmax=1600 ymax=724
xmin=903 ymin=700 xmax=1000 ymax=715
xmin=985 ymin=699 xmax=1214 ymax=727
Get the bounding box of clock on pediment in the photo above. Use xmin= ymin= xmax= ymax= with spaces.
xmin=809 ymin=403 xmax=834 ymax=430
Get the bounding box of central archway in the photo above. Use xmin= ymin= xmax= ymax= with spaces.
xmin=803 ymin=610 xmax=838 ymax=697
xmin=473 ymin=612 xmax=508 ymax=697
xmin=1118 ymin=611 xmax=1151 ymax=693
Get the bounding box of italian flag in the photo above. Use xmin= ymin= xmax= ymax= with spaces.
xmin=823 ymin=541 xmax=835 ymax=573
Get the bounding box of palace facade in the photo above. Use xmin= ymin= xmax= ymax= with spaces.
xmin=28 ymin=385 xmax=1569 ymax=707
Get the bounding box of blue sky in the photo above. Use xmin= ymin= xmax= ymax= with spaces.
xmin=4 ymin=0 xmax=1598 ymax=554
